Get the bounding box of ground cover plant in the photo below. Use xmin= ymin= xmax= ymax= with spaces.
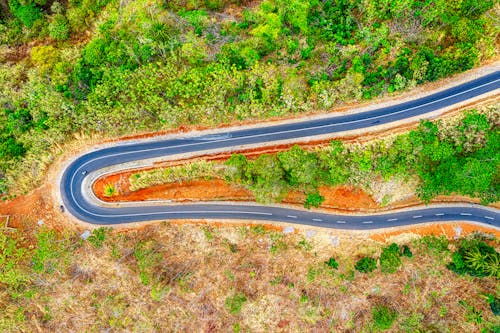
xmin=0 ymin=0 xmax=498 ymax=196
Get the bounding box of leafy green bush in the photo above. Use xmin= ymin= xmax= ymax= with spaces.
xmin=355 ymin=257 xmax=377 ymax=273
xmin=380 ymin=243 xmax=402 ymax=274
xmin=447 ymin=239 xmax=500 ymax=278
xmin=304 ymin=192 xmax=324 ymax=209
xmin=9 ymin=0 xmax=42 ymax=28
xmin=225 ymin=292 xmax=247 ymax=315
xmin=401 ymin=245 xmax=413 ymax=258
xmin=49 ymin=14 xmax=70 ymax=41
xmin=372 ymin=305 xmax=398 ymax=330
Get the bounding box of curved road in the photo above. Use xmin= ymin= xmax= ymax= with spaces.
xmin=61 ymin=71 xmax=500 ymax=229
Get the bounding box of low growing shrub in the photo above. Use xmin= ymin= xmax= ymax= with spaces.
xmin=380 ymin=243 xmax=402 ymax=274
xmin=355 ymin=257 xmax=377 ymax=273
xmin=372 ymin=305 xmax=398 ymax=330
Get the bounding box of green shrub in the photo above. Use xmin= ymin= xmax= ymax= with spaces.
xmin=9 ymin=0 xmax=42 ymax=28
xmin=447 ymin=239 xmax=500 ymax=278
xmin=304 ymin=192 xmax=324 ymax=209
xmin=380 ymin=243 xmax=402 ymax=274
xmin=372 ymin=305 xmax=398 ymax=330
xmin=401 ymin=245 xmax=413 ymax=258
xmin=355 ymin=257 xmax=377 ymax=273
xmin=49 ymin=14 xmax=70 ymax=41
xmin=324 ymin=257 xmax=339 ymax=269
xmin=225 ymin=292 xmax=247 ymax=315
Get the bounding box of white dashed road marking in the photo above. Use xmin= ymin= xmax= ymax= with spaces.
xmin=312 ymin=218 xmax=323 ymax=222
xmin=362 ymin=221 xmax=373 ymax=224
xmin=484 ymin=216 xmax=494 ymax=220
xmin=460 ymin=213 xmax=472 ymax=216
xmin=287 ymin=215 xmax=297 ymax=219
xmin=413 ymin=215 xmax=422 ymax=219
xmin=435 ymin=213 xmax=445 ymax=216
xmin=387 ymin=218 xmax=398 ymax=222
xmin=336 ymin=221 xmax=346 ymax=224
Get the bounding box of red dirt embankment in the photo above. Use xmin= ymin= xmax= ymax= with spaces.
xmin=94 ymin=172 xmax=379 ymax=210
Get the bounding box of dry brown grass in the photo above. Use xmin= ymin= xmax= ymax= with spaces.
xmin=3 ymin=221 xmax=498 ymax=332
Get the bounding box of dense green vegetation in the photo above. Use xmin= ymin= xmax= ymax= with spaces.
xmin=223 ymin=110 xmax=499 ymax=205
xmin=128 ymin=110 xmax=499 ymax=207
xmin=0 ymin=0 xmax=498 ymax=195
xmin=447 ymin=238 xmax=500 ymax=278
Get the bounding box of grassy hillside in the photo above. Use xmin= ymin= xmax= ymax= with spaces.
xmin=0 ymin=0 xmax=498 ymax=195
xmin=1 ymin=223 xmax=499 ymax=331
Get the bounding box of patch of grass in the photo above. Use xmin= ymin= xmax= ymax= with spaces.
xmin=134 ymin=241 xmax=162 ymax=286
xmin=225 ymin=292 xmax=247 ymax=315
xmin=419 ymin=235 xmax=449 ymax=254
xmin=87 ymin=227 xmax=110 ymax=248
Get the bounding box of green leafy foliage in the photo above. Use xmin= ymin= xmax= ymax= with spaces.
xmin=8 ymin=0 xmax=42 ymax=28
xmin=324 ymin=257 xmax=339 ymax=270
xmin=31 ymin=229 xmax=63 ymax=274
xmin=0 ymin=0 xmax=497 ymax=199
xmin=447 ymin=239 xmax=500 ymax=278
xmin=87 ymin=227 xmax=110 ymax=248
xmin=304 ymin=192 xmax=324 ymax=209
xmin=49 ymin=14 xmax=70 ymax=41
xmin=379 ymin=243 xmax=402 ymax=274
xmin=372 ymin=305 xmax=398 ymax=330
xmin=355 ymin=257 xmax=377 ymax=273
xmin=0 ymin=229 xmax=30 ymax=293
xmin=134 ymin=241 xmax=163 ymax=286
xmin=401 ymin=245 xmax=413 ymax=258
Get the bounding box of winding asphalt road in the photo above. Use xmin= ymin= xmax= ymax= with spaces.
xmin=61 ymin=71 xmax=500 ymax=229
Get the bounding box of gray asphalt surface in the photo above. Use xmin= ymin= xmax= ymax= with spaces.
xmin=61 ymin=71 xmax=500 ymax=229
